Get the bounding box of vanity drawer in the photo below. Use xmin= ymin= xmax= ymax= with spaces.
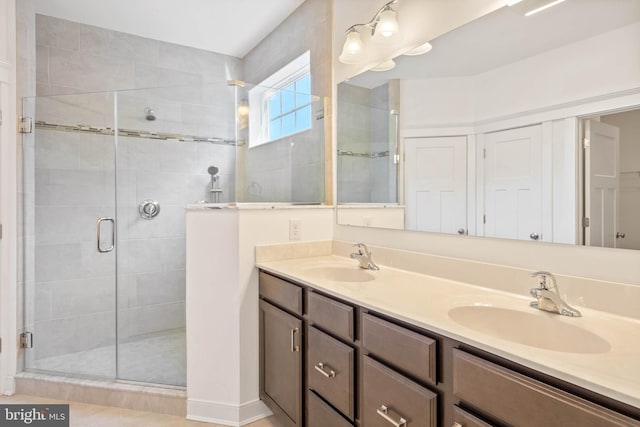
xmin=362 ymin=355 xmax=438 ymax=427
xmin=307 ymin=326 xmax=355 ymax=420
xmin=453 ymin=406 xmax=494 ymax=427
xmin=307 ymin=390 xmax=353 ymax=427
xmin=259 ymin=272 xmax=303 ymax=315
xmin=362 ymin=313 xmax=437 ymax=384
xmin=307 ymin=291 xmax=354 ymax=341
xmin=453 ymin=349 xmax=640 ymax=427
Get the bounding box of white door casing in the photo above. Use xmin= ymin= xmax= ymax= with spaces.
xmin=483 ymin=125 xmax=543 ymax=241
xmin=584 ymin=120 xmax=620 ymax=248
xmin=405 ymin=136 xmax=467 ymax=234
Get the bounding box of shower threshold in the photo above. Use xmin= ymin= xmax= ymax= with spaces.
xmin=14 ymin=371 xmax=186 ymax=416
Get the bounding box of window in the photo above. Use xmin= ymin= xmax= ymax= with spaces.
xmin=267 ymin=74 xmax=312 ymax=141
xmin=249 ymin=51 xmax=311 ymax=147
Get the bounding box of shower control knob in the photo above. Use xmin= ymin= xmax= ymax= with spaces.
xmin=139 ymin=199 xmax=160 ymax=219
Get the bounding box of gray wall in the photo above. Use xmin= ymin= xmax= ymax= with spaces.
xmin=35 ymin=14 xmax=242 ymax=95
xmin=239 ymin=0 xmax=332 ymax=203
xmin=337 ymin=82 xmax=395 ymax=203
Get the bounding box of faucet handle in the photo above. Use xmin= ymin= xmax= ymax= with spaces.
xmin=353 ymin=243 xmax=370 ymax=256
xmin=530 ymin=271 xmax=557 ymax=290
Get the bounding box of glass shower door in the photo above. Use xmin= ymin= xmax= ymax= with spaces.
xmin=113 ymin=83 xmax=238 ymax=387
xmin=23 ymin=92 xmax=118 ymax=380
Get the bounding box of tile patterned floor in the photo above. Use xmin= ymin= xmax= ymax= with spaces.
xmin=0 ymin=394 xmax=280 ymax=427
xmin=30 ymin=330 xmax=186 ymax=386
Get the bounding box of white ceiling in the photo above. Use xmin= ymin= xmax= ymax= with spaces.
xmin=348 ymin=0 xmax=640 ymax=88
xmin=34 ymin=0 xmax=306 ymax=58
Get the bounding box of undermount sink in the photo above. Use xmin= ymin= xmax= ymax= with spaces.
xmin=304 ymin=266 xmax=375 ymax=283
xmin=448 ymin=305 xmax=611 ymax=354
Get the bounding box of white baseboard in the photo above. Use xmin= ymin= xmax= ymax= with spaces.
xmin=187 ymin=398 xmax=272 ymax=426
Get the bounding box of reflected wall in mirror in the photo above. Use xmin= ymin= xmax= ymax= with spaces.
xmin=336 ymin=0 xmax=640 ymax=249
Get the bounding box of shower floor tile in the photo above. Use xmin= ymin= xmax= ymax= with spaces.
xmin=29 ymin=329 xmax=186 ymax=386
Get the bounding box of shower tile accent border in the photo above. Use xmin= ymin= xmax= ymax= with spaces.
xmin=255 ymin=240 xmax=332 ymax=263
xmin=14 ymin=372 xmax=186 ymax=416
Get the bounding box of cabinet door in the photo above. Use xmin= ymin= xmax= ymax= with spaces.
xmin=260 ymin=300 xmax=303 ymax=427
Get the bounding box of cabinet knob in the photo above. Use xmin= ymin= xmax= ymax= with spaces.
xmin=458 ymin=228 xmax=466 ymax=235
xmin=616 ymin=232 xmax=626 ymax=239
xmin=530 ymin=233 xmax=540 ymax=240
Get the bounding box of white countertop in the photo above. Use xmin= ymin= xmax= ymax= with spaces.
xmin=256 ymin=255 xmax=640 ymax=409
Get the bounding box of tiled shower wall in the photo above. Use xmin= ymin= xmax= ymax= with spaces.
xmin=337 ymin=83 xmax=372 ymax=202
xmin=241 ymin=0 xmax=331 ymax=203
xmin=337 ymin=82 xmax=395 ymax=203
xmin=24 ymin=14 xmax=242 ymax=364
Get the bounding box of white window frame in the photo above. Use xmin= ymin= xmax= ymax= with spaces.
xmin=249 ymin=51 xmax=311 ymax=148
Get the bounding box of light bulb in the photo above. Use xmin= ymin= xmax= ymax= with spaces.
xmin=237 ymin=102 xmax=249 ymax=116
xmin=339 ymin=30 xmax=365 ymax=64
xmin=374 ymin=8 xmax=399 ymax=40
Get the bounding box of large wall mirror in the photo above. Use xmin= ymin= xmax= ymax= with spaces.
xmin=336 ymin=0 xmax=640 ymax=250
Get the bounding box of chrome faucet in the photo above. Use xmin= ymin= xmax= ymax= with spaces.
xmin=529 ymin=271 xmax=581 ymax=317
xmin=350 ymin=243 xmax=379 ymax=270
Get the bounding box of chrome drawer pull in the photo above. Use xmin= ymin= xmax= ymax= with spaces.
xmin=314 ymin=362 xmax=336 ymax=378
xmin=290 ymin=328 xmax=300 ymax=352
xmin=377 ymin=405 xmax=407 ymax=427
xmin=452 ymin=423 xmax=463 ymax=427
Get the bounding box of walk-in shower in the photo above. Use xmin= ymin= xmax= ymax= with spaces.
xmin=20 ymin=81 xmax=326 ymax=388
xmin=21 ymin=83 xmax=238 ymax=387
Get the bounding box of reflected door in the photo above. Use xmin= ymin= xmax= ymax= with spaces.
xmin=483 ymin=125 xmax=543 ymax=241
xmin=584 ymin=120 xmax=620 ymax=248
xmin=405 ymin=137 xmax=467 ymax=234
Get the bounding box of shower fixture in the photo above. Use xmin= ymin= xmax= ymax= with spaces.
xmin=144 ymin=107 xmax=156 ymax=121
xmin=208 ymin=166 xmax=223 ymax=203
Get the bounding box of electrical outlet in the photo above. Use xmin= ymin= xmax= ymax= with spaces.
xmin=289 ymin=219 xmax=302 ymax=241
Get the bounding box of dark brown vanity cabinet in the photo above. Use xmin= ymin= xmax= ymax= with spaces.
xmin=259 ymin=271 xmax=640 ymax=427
xmin=259 ymin=273 xmax=304 ymax=427
xmin=452 ymin=349 xmax=640 ymax=427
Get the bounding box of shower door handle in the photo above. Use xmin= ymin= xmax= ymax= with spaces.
xmin=97 ymin=217 xmax=115 ymax=253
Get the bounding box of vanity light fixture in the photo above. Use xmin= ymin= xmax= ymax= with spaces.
xmin=339 ymin=29 xmax=366 ymax=64
xmin=370 ymin=59 xmax=396 ymax=72
xmin=372 ymin=6 xmax=400 ymax=41
xmin=338 ymin=0 xmax=400 ymax=65
xmin=403 ymin=41 xmax=433 ymax=56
